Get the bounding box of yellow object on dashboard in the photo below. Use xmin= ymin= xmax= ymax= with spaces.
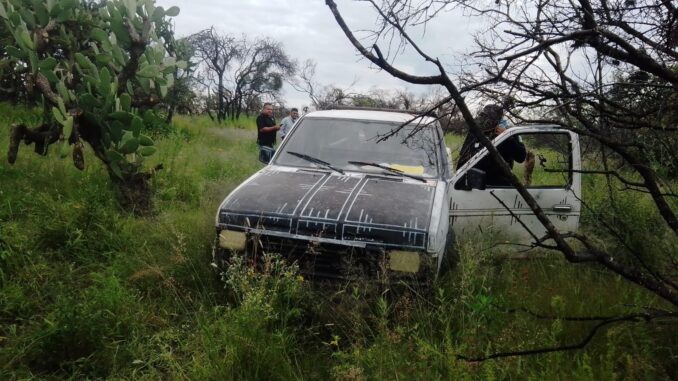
xmin=390 ymin=164 xmax=425 ymax=175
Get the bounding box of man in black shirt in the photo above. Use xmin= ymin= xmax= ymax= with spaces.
xmin=256 ymin=103 xmax=281 ymax=148
xmin=475 ymin=124 xmax=527 ymax=186
xmin=457 ymin=103 xmax=527 ymax=187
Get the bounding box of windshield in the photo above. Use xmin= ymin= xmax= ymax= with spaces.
xmin=274 ymin=117 xmax=440 ymax=177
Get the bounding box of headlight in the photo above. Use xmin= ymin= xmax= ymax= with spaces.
xmin=388 ymin=250 xmax=421 ymax=273
xmin=218 ymin=230 xmax=247 ymax=250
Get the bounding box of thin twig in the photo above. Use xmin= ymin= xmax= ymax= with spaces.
xmin=456 ymin=311 xmax=678 ymax=362
xmin=489 ymin=190 xmax=542 ymax=243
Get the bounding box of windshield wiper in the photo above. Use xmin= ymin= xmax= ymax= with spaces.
xmin=347 ymin=161 xmax=427 ymax=183
xmin=287 ymin=151 xmax=345 ymax=174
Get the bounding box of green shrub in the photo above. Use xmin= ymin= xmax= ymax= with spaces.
xmin=22 ymin=274 xmax=143 ymax=376
xmin=183 ymin=255 xmax=311 ymax=380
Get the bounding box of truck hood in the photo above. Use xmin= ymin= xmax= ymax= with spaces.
xmin=218 ymin=168 xmax=437 ymax=250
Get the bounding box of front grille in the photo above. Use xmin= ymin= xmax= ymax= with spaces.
xmin=245 ymin=235 xmax=433 ymax=282
xmin=247 ymin=235 xmax=385 ymax=280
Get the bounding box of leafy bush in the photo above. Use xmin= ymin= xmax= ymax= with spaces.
xmin=184 ymin=255 xmax=309 ymax=380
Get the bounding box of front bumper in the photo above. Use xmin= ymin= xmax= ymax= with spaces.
xmin=214 ymin=228 xmax=435 ymax=281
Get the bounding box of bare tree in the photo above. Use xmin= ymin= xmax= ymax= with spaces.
xmin=188 ymin=28 xmax=239 ymax=123
xmin=325 ymin=0 xmax=677 ymax=358
xmin=451 ymin=0 xmax=678 ymax=229
xmin=290 ymin=58 xmax=363 ymax=109
xmin=289 ymin=59 xmax=325 ymax=108
xmin=291 ymin=59 xmax=426 ymax=110
xmin=393 ymin=89 xmax=416 ymax=109
xmin=229 ymin=37 xmax=295 ymax=119
xmin=189 ymin=30 xmax=295 ymax=120
xmin=293 ymin=58 xmax=437 ymax=111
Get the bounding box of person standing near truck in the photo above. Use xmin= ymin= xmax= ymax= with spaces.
xmin=256 ymin=103 xmax=281 ymax=148
xmin=279 ymin=108 xmax=299 ymax=141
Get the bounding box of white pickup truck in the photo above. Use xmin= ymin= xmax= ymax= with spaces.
xmin=214 ymin=109 xmax=581 ymax=280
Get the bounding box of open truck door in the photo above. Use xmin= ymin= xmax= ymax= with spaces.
xmin=448 ymin=126 xmax=581 ymax=245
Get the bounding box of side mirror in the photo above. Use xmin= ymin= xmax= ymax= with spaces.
xmin=455 ymin=168 xmax=487 ymax=190
xmin=468 ymin=168 xmax=487 ymax=190
xmin=259 ymin=146 xmax=275 ymax=164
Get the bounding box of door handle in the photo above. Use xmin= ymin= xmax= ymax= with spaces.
xmin=553 ymin=204 xmax=572 ymax=212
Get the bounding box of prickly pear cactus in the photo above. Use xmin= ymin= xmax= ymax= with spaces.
xmin=1 ymin=0 xmax=184 ymax=191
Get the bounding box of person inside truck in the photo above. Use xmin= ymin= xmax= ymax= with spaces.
xmin=457 ymin=104 xmax=527 ymax=186
xmin=475 ymin=123 xmax=527 ymax=186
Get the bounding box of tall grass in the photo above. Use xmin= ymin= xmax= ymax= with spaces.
xmin=0 ymin=104 xmax=675 ymax=379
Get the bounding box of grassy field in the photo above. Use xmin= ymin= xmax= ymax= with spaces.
xmin=1 ymin=103 xmax=676 ymax=380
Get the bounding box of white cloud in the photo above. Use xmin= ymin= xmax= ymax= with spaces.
xmin=157 ymin=0 xmax=478 ymax=108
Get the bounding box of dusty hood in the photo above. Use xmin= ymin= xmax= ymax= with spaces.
xmin=218 ymin=168 xmax=436 ymax=249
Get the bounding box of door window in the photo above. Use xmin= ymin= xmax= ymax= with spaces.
xmin=513 ymin=133 xmax=571 ymax=188
xmin=454 ymin=132 xmax=572 ymax=189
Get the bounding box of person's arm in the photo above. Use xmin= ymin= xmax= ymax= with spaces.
xmin=259 ymin=125 xmax=280 ymax=133
xmin=494 ymin=125 xmax=527 ymax=163
xmin=279 ymin=117 xmax=290 ymax=135
xmin=257 ymin=117 xmax=280 ymax=133
xmin=506 ymin=136 xmax=527 ymax=163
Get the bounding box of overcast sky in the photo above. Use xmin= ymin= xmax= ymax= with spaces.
xmin=156 ymin=0 xmax=480 ymax=108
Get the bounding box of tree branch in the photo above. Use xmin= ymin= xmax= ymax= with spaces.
xmin=325 ymin=0 xmax=444 ymax=85
xmin=456 ymin=311 xmax=678 ymax=362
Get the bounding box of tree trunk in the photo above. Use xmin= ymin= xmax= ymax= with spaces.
xmin=165 ymin=106 xmax=175 ymax=124
xmin=112 ymin=170 xmax=156 ymax=216
xmin=217 ymin=73 xmax=225 ymax=123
